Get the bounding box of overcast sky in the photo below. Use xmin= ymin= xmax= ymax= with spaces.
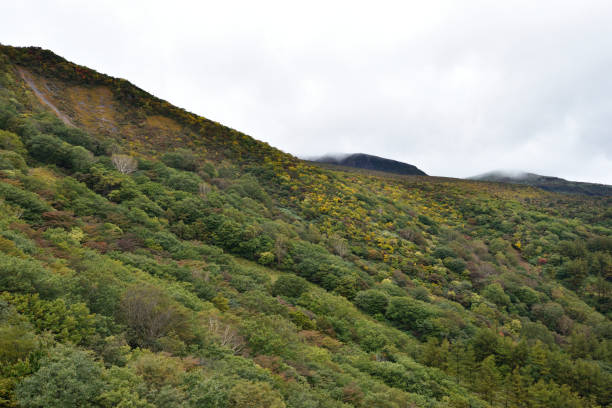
xmin=2 ymin=1 xmax=612 ymax=183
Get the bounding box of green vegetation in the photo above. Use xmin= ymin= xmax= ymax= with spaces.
xmin=0 ymin=44 xmax=610 ymax=407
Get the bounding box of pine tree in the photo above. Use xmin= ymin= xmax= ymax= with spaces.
xmin=422 ymin=337 xmax=441 ymax=367
xmin=450 ymin=340 xmax=464 ymax=384
xmin=439 ymin=338 xmax=450 ymax=371
xmin=528 ymin=340 xmax=550 ymax=381
xmin=527 ymin=379 xmax=551 ymax=408
xmin=475 ymin=355 xmax=500 ymax=406
xmin=459 ymin=345 xmax=477 ymax=388
xmin=504 ymin=367 xmax=526 ymax=408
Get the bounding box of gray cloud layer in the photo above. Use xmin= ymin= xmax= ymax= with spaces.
xmin=3 ymin=0 xmax=612 ymax=183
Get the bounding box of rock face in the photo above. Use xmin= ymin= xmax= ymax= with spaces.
xmin=313 ymin=153 xmax=427 ymax=176
xmin=469 ymin=171 xmax=612 ymax=196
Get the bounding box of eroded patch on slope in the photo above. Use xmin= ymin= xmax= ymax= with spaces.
xmin=64 ymin=85 xmax=118 ymax=135
xmin=17 ymin=68 xmax=188 ymax=152
xmin=18 ymin=68 xmax=74 ymax=126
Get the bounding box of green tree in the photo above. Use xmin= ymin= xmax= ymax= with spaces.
xmin=531 ymin=302 xmax=564 ymax=331
xmin=504 ymin=367 xmax=527 ymax=408
xmin=0 ymin=254 xmax=58 ymax=297
xmin=475 ymin=355 xmax=499 ymax=406
xmin=528 ymin=340 xmax=550 ymax=381
xmin=558 ymin=259 xmax=588 ymax=292
xmin=472 ymin=328 xmax=500 ymax=361
xmin=119 ymin=285 xmax=190 ymax=348
xmin=422 ymin=337 xmax=449 ymax=369
xmin=15 ymin=346 xmax=105 ymax=408
xmin=98 ymin=366 xmax=150 ymax=408
xmin=185 ymin=375 xmax=229 ymax=408
xmin=67 ymin=145 xmax=94 ymax=171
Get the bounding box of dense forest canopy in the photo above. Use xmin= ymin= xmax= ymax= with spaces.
xmin=0 ymin=45 xmax=610 ymax=408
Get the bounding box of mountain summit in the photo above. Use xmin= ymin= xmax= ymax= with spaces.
xmin=311 ymin=153 xmax=427 ymax=176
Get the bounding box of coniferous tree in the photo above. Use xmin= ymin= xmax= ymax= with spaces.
xmin=475 ymin=355 xmax=500 ymax=406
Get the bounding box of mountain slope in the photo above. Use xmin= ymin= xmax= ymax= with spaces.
xmin=0 ymin=45 xmax=610 ymax=408
xmin=0 ymin=45 xmax=289 ymax=165
xmin=470 ymin=170 xmax=612 ymax=196
xmin=312 ymin=153 xmax=427 ymax=176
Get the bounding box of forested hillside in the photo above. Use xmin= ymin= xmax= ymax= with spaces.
xmin=0 ymin=45 xmax=610 ymax=408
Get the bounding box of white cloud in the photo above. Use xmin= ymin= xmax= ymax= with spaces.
xmin=2 ymin=0 xmax=611 ymax=183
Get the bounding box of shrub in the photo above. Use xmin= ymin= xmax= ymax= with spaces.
xmin=433 ymin=246 xmax=456 ymax=259
xmin=0 ymin=129 xmax=26 ymax=154
xmin=356 ymin=325 xmax=388 ymax=352
xmin=171 ymin=197 xmax=208 ymax=224
xmin=212 ymin=295 xmax=229 ymax=311
xmin=289 ymin=309 xmax=316 ymax=330
xmin=283 ymin=240 xmax=362 ymax=291
xmin=334 ymin=274 xmax=359 ymax=300
xmin=531 ymin=302 xmax=565 ymax=331
xmin=166 ymin=172 xmax=201 ymax=193
xmin=399 ymin=227 xmax=427 ymax=246
xmin=418 ymin=214 xmax=435 ymax=226
xmin=258 ymin=251 xmax=275 ymax=265
xmin=202 ymin=162 xmax=217 ymax=178
xmin=513 ymin=285 xmax=540 ymax=306
xmin=386 ymin=296 xmax=435 ymax=335
xmin=443 ymin=257 xmax=467 ymax=273
xmin=0 ymin=181 xmax=52 ymax=221
xmin=161 ymin=148 xmax=198 ymax=171
xmin=482 ymin=283 xmax=511 ymax=307
xmin=355 ymin=289 xmax=389 ymax=315
xmin=241 ymin=315 xmax=297 ymax=357
xmin=410 ymin=286 xmax=430 ymax=302
xmin=272 ymin=275 xmax=308 ymax=298
xmin=229 ymin=380 xmax=285 ymax=408
xmin=67 ymin=145 xmax=94 ymax=171
xmin=0 ymin=150 xmax=27 ymax=170
xmin=53 ymin=126 xmax=100 ymax=154
xmin=119 ymin=284 xmax=190 ymax=348
xmin=26 ymin=134 xmax=68 ymax=165
xmin=489 ymin=238 xmax=511 ymax=254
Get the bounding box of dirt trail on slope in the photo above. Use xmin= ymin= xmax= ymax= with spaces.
xmin=18 ymin=68 xmax=74 ymax=126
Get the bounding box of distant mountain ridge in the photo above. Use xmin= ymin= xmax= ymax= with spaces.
xmin=470 ymin=170 xmax=612 ymax=196
xmin=312 ymin=153 xmax=427 ymax=176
